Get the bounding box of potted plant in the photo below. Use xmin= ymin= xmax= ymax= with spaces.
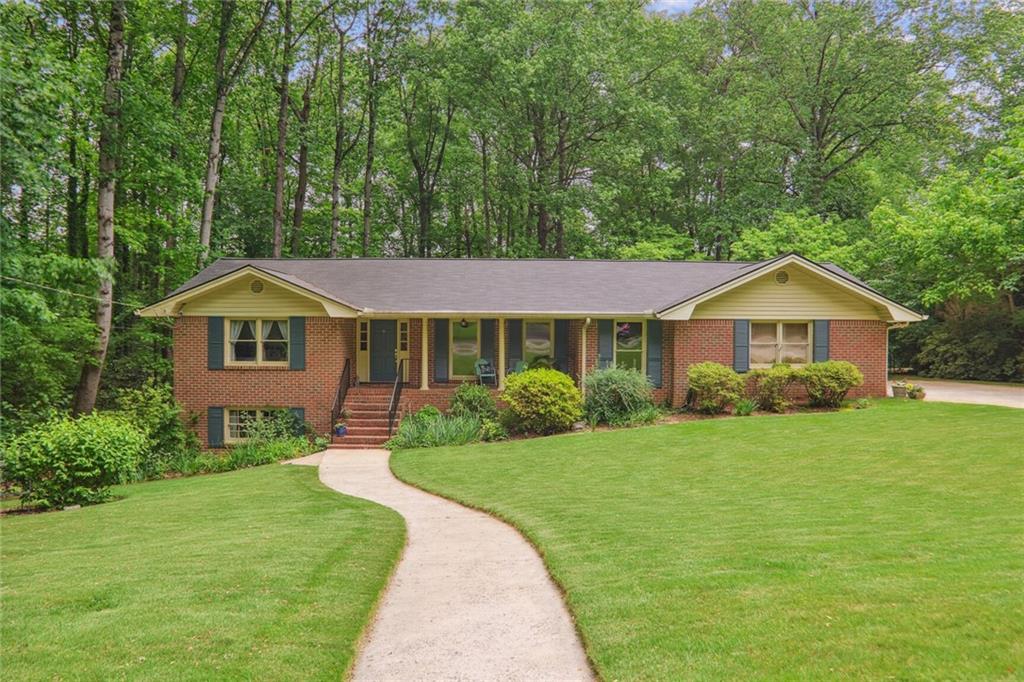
xmin=891 ymin=381 xmax=908 ymax=398
xmin=334 ymin=409 xmax=351 ymax=437
xmin=907 ymin=383 xmax=926 ymax=400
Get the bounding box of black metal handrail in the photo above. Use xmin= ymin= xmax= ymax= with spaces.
xmin=331 ymin=358 xmax=351 ymax=427
xmin=387 ymin=359 xmax=405 ymax=436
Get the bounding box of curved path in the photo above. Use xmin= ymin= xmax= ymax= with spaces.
xmin=317 ymin=449 xmax=593 ymax=682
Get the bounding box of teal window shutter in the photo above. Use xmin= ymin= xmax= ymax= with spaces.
xmin=507 ymin=319 xmax=523 ymax=368
xmin=646 ymin=319 xmax=663 ymax=387
xmin=434 ymin=319 xmax=449 ymax=382
xmin=480 ymin=319 xmax=496 ymax=363
xmin=208 ymin=407 xmax=224 ymax=448
xmin=598 ymin=320 xmax=613 ymax=368
xmin=208 ymin=317 xmax=224 ymax=370
xmin=289 ymin=407 xmax=305 ymax=436
xmin=553 ymin=319 xmax=569 ymax=372
xmin=813 ymin=320 xmax=830 ymax=362
xmin=733 ymin=320 xmax=750 ymax=373
xmin=289 ymin=317 xmax=305 ymax=370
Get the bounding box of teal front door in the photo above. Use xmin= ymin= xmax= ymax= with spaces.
xmin=370 ymin=320 xmax=398 ymax=382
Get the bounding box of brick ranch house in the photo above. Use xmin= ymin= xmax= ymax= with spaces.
xmin=138 ymin=253 xmax=925 ymax=449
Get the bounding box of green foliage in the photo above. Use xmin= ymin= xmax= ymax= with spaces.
xmin=480 ymin=418 xmax=509 ymax=442
xmin=687 ymin=362 xmax=745 ymax=414
xmin=2 ymin=413 xmax=144 ymax=508
xmin=114 ymin=380 xmax=198 ymax=479
xmin=385 ymin=407 xmax=482 ymax=450
xmin=748 ymin=364 xmax=800 ymax=413
xmin=907 ymin=310 xmax=1024 ymax=382
xmin=449 ymin=383 xmax=498 ymax=420
xmin=733 ymin=398 xmax=758 ymax=416
xmin=797 ymin=361 xmax=864 ymax=408
xmin=853 ymin=398 xmax=871 ymax=410
xmin=583 ymin=367 xmax=656 ymax=426
xmin=501 ymin=369 xmax=583 ymax=435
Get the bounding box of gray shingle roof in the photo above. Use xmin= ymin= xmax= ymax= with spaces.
xmin=166 ymin=256 xmax=872 ymax=316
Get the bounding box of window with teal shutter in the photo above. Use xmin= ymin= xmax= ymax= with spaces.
xmin=207 ymin=407 xmax=224 ymax=448
xmin=289 ymin=317 xmax=305 ymax=370
xmin=646 ymin=319 xmax=662 ymax=387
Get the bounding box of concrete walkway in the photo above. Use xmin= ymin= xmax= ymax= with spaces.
xmin=904 ymin=379 xmax=1024 ymax=409
xmin=317 ymin=449 xmax=593 ymax=682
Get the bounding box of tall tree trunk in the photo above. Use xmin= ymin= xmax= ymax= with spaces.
xmin=329 ymin=26 xmax=351 ymax=258
xmin=362 ymin=77 xmax=376 ymax=256
xmin=67 ymin=136 xmax=80 ymax=256
xmin=290 ymin=43 xmax=321 ymax=257
xmin=361 ymin=4 xmax=377 ymax=257
xmin=272 ymin=0 xmax=292 ymax=258
xmin=198 ymin=0 xmax=270 ymax=264
xmin=73 ymin=0 xmax=124 ymax=415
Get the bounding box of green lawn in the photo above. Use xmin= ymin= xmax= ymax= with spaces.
xmin=1 ymin=464 xmax=404 ymax=681
xmin=392 ymin=401 xmax=1024 ymax=680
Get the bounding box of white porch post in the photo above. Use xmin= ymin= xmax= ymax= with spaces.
xmin=420 ymin=317 xmax=429 ymax=390
xmin=497 ymin=317 xmax=507 ymax=389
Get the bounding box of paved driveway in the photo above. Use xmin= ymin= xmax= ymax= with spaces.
xmin=317 ymin=449 xmax=593 ymax=682
xmin=902 ymin=379 xmax=1024 ymax=409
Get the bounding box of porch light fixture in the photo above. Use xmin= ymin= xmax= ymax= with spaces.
xmin=459 ymin=318 xmax=470 ymax=328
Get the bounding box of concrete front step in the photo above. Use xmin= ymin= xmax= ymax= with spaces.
xmin=328 ymin=442 xmax=389 ymax=450
xmin=331 ymin=435 xmax=390 ymax=446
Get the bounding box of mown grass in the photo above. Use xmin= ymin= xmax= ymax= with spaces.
xmin=1 ymin=464 xmax=404 ymax=681
xmin=393 ymin=400 xmax=1024 ymax=680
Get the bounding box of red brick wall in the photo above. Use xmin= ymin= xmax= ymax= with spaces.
xmin=173 ymin=316 xmax=352 ymax=447
xmin=828 ymin=319 xmax=888 ymax=398
xmin=668 ymin=319 xmax=734 ymax=407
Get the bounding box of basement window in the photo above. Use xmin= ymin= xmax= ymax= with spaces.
xmin=225 ymin=407 xmax=287 ymax=442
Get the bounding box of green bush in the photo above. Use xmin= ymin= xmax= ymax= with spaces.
xmin=2 ymin=413 xmax=145 ymax=509
xmin=733 ymin=398 xmax=758 ymax=416
xmin=385 ymin=407 xmax=482 ymax=449
xmin=687 ymin=362 xmax=745 ymax=414
xmin=583 ymin=367 xmax=656 ymax=426
xmin=501 ymin=368 xmax=582 ymax=435
xmin=748 ymin=364 xmax=799 ymax=413
xmin=449 ymin=383 xmax=498 ymax=420
xmin=798 ymin=360 xmax=864 ymax=408
xmin=114 ymin=380 xmax=199 ymax=479
xmin=480 ymin=418 xmax=509 ymax=442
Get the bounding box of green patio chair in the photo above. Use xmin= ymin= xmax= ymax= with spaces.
xmin=475 ymin=358 xmax=497 ymax=386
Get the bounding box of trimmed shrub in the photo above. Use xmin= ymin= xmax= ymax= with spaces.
xmin=687 ymin=362 xmax=745 ymax=414
xmin=501 ymin=368 xmax=582 ymax=435
xmin=480 ymin=418 xmax=508 ymax=442
xmin=798 ymin=360 xmax=864 ymax=408
xmin=114 ymin=380 xmax=199 ymax=479
xmin=384 ymin=407 xmax=482 ymax=449
xmin=2 ymin=413 xmax=145 ymax=508
xmin=748 ymin=364 xmax=799 ymax=413
xmin=449 ymin=383 xmax=498 ymax=420
xmin=733 ymin=398 xmax=758 ymax=416
xmin=583 ymin=367 xmax=656 ymax=426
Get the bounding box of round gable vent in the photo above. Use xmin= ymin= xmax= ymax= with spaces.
xmin=250 ymin=279 xmax=265 ymax=294
xmin=774 ymin=270 xmax=790 ymax=285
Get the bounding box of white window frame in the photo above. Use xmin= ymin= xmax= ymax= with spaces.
xmin=225 ymin=318 xmax=289 ymax=367
xmin=449 ymin=319 xmax=481 ymax=380
xmin=749 ymin=321 xmax=812 ymax=369
xmin=613 ymin=320 xmax=646 ymax=372
xmin=225 ymin=407 xmax=284 ymax=443
xmin=523 ymin=319 xmax=554 ymax=366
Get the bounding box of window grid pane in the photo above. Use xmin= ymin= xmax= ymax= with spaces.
xmin=452 ymin=321 xmax=479 ymax=376
xmin=524 ymin=322 xmax=552 ymax=364
xmin=615 ymin=321 xmax=643 ymax=371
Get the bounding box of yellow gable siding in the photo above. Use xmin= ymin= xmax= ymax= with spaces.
xmin=691 ymin=267 xmax=884 ymax=320
xmin=182 ymin=275 xmax=327 ymax=316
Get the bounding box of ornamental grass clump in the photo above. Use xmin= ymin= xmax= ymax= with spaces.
xmin=384 ymin=406 xmax=482 ymax=449
xmin=583 ymin=367 xmax=657 ymax=426
xmin=2 ymin=413 xmax=145 ymax=509
xmin=686 ymin=362 xmax=745 ymax=414
xmin=501 ymin=368 xmax=582 ymax=435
